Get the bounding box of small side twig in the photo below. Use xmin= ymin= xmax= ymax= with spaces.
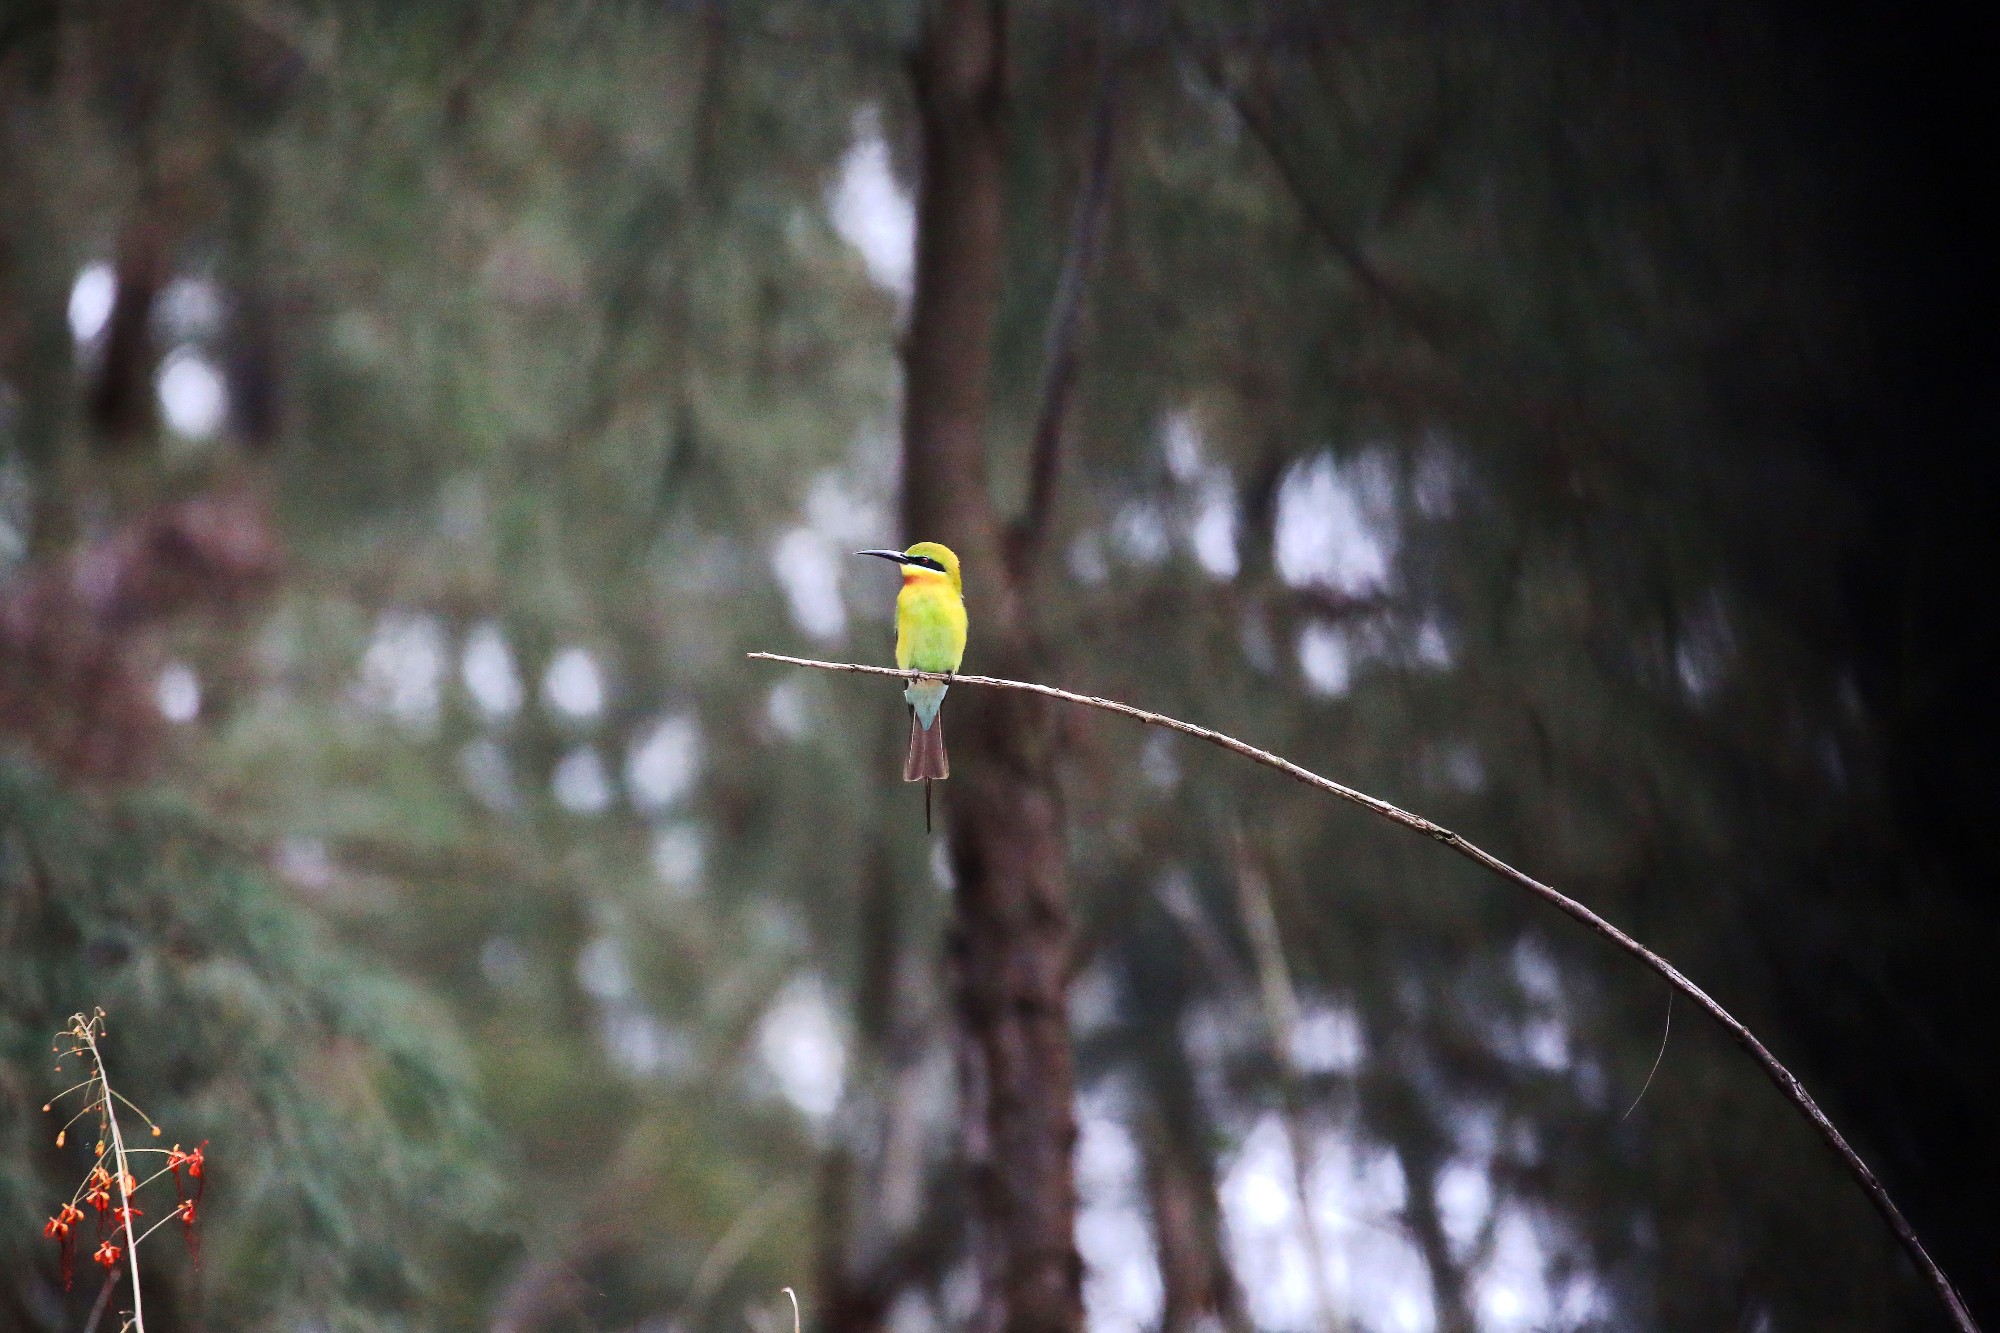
xmin=1620 ymin=991 xmax=1672 ymax=1123
xmin=746 ymin=651 xmax=1980 ymax=1333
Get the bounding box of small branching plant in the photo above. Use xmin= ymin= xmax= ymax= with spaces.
xmin=41 ymin=1011 xmax=207 ymax=1333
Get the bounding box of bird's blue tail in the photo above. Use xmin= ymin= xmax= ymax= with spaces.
xmin=905 ymin=680 xmax=948 ymax=730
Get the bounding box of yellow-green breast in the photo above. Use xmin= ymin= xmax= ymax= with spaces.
xmin=895 ymin=574 xmax=967 ymax=675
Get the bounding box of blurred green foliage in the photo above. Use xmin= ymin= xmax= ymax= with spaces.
xmin=0 ymin=759 xmax=501 ymax=1329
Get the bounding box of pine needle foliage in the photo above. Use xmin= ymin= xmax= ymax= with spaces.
xmin=1 ymin=758 xmax=503 ymax=1331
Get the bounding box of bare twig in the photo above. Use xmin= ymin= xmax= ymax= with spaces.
xmin=1620 ymin=991 xmax=1673 ymax=1123
xmin=746 ymin=651 xmax=1980 ymax=1333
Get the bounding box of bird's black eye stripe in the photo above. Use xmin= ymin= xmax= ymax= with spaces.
xmin=909 ymin=556 xmax=946 ymax=572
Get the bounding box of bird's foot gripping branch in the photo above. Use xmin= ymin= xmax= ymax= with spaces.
xmin=748 ymin=651 xmax=1982 ymax=1333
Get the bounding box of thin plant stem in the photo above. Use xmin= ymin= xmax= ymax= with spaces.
xmin=78 ymin=1020 xmax=145 ymax=1333
xmin=747 ymin=651 xmax=1980 ymax=1333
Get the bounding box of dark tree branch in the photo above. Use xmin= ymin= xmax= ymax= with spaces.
xmin=818 ymin=1175 xmax=969 ymax=1333
xmin=1173 ymin=20 xmax=1447 ymax=348
xmin=489 ymin=1225 xmax=600 ymax=1333
xmin=80 ymin=1267 xmax=122 ymax=1333
xmin=747 ymin=652 xmax=1980 ymax=1333
xmin=1008 ymin=25 xmax=1121 ymax=579
xmin=0 ymin=0 xmax=56 ymax=65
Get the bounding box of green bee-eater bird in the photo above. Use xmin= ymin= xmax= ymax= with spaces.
xmin=856 ymin=542 xmax=967 ymax=830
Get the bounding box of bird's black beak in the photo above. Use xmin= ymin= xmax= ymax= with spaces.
xmin=855 ymin=549 xmax=912 ymax=565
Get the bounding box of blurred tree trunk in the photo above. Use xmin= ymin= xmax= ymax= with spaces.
xmin=1376 ymin=1085 xmax=1475 ymax=1333
xmin=87 ymin=215 xmax=166 ymax=446
xmin=900 ymin=5 xmax=1083 ymax=1333
xmin=1144 ymin=1123 xmax=1250 ymax=1333
xmin=88 ymin=0 xmax=182 ymax=450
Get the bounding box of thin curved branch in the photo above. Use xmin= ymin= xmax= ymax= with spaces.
xmin=747 ymin=651 xmax=1979 ymax=1333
